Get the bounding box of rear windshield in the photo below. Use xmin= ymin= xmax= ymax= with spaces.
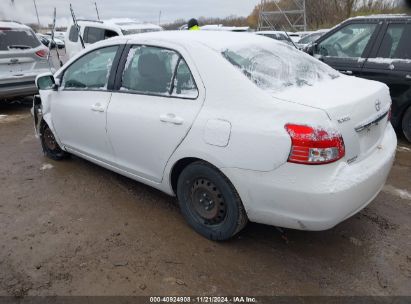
xmin=222 ymin=40 xmax=339 ymax=92
xmin=0 ymin=29 xmax=41 ymax=51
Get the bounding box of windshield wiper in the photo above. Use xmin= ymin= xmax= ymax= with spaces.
xmin=8 ymin=45 xmax=31 ymax=50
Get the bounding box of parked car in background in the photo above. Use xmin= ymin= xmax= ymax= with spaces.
xmin=34 ymin=31 xmax=396 ymax=240
xmin=46 ymin=31 xmax=65 ymax=41
xmin=305 ymin=15 xmax=411 ymax=141
xmin=45 ymin=35 xmax=65 ymax=49
xmin=296 ymin=29 xmax=328 ymax=50
xmin=37 ymin=33 xmax=56 ymax=49
xmin=286 ymin=32 xmax=301 ymax=43
xmin=65 ymin=18 xmax=163 ymax=59
xmin=255 ymin=31 xmax=295 ymax=46
xmin=0 ymin=21 xmax=51 ymax=99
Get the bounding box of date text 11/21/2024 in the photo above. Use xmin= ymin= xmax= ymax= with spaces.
xmin=149 ymin=296 xmax=257 ymax=303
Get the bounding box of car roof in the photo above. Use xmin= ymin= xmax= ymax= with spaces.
xmin=110 ymin=30 xmax=278 ymax=51
xmin=0 ymin=21 xmax=31 ymax=30
xmin=255 ymin=31 xmax=287 ymax=35
xmin=348 ymin=14 xmax=411 ymax=21
xmin=76 ymin=19 xmax=162 ymax=31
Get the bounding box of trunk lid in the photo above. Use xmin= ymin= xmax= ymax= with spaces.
xmin=275 ymin=75 xmax=391 ymax=163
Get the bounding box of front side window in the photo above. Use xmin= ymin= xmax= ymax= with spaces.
xmin=172 ymin=59 xmax=198 ymax=98
xmin=84 ymin=27 xmax=105 ymax=44
xmin=377 ymin=24 xmax=411 ymax=59
xmin=0 ymin=28 xmax=41 ymax=50
xmin=121 ymin=46 xmax=198 ymax=98
xmin=316 ymin=23 xmax=377 ymax=58
xmin=62 ymin=46 xmax=118 ymax=90
xmin=223 ymin=40 xmax=339 ymax=92
xmin=68 ymin=25 xmax=78 ymax=42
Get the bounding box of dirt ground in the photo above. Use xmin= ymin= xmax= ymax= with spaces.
xmin=0 ymin=99 xmax=410 ymax=297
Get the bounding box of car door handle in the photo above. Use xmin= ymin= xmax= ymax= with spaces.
xmin=160 ymin=113 xmax=184 ymax=125
xmin=90 ymin=103 xmax=105 ymax=112
xmin=340 ymin=70 xmax=353 ymax=75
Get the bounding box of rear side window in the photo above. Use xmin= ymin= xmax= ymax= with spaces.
xmin=68 ymin=25 xmax=78 ymax=42
xmin=0 ymin=28 xmax=40 ymax=50
xmin=104 ymin=30 xmax=118 ymax=39
xmin=377 ymin=24 xmax=411 ymax=59
xmin=62 ymin=46 xmax=118 ymax=90
xmin=172 ymin=59 xmax=198 ymax=98
xmin=121 ymin=46 xmax=198 ymax=98
xmin=121 ymin=46 xmax=178 ymax=95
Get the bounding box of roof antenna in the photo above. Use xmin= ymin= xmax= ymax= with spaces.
xmin=33 ymin=0 xmax=41 ymax=27
xmin=94 ymin=1 xmax=100 ymax=21
xmin=47 ymin=7 xmax=63 ymax=68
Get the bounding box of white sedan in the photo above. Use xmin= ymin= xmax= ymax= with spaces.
xmin=34 ymin=31 xmax=397 ymax=241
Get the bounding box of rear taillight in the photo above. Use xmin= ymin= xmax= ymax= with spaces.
xmin=35 ymin=49 xmax=48 ymax=58
xmin=285 ymin=124 xmax=345 ymax=165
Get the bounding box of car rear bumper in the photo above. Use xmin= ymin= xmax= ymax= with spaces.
xmin=0 ymin=75 xmax=40 ymax=99
xmin=221 ymin=123 xmax=397 ymax=231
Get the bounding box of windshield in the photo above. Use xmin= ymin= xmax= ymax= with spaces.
xmin=298 ymin=32 xmax=323 ymax=44
xmin=0 ymin=29 xmax=41 ymax=50
xmin=222 ymin=40 xmax=339 ymax=92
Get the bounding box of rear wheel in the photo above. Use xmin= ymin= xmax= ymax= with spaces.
xmin=40 ymin=122 xmax=69 ymax=160
xmin=177 ymin=161 xmax=247 ymax=241
xmin=402 ymin=106 xmax=411 ymax=142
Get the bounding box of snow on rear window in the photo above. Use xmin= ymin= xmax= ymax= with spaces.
xmin=222 ymin=41 xmax=339 ymax=92
xmin=0 ymin=29 xmax=40 ymax=50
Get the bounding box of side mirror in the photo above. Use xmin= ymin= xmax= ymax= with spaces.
xmin=305 ymin=43 xmax=316 ymax=55
xmin=35 ymin=72 xmax=58 ymax=91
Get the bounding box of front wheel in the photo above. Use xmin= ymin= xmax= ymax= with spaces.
xmin=177 ymin=161 xmax=247 ymax=241
xmin=40 ymin=122 xmax=69 ymax=160
xmin=402 ymin=106 xmax=411 ymax=142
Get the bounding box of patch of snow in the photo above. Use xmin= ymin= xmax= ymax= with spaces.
xmin=367 ymin=58 xmax=411 ymax=65
xmin=0 ymin=114 xmax=30 ymax=123
xmin=40 ymin=163 xmax=54 ymax=171
xmin=396 ymin=145 xmax=411 ymax=152
xmin=222 ymin=40 xmax=339 ymax=92
xmin=383 ymin=185 xmax=411 ymax=201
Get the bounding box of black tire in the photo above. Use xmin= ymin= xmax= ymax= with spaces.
xmin=402 ymin=106 xmax=411 ymax=142
xmin=40 ymin=121 xmax=69 ymax=160
xmin=177 ymin=161 xmax=248 ymax=241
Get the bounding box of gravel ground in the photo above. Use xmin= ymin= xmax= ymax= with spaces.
xmin=0 ymin=99 xmax=410 ymax=296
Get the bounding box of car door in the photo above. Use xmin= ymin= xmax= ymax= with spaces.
xmin=50 ymin=45 xmax=122 ymax=163
xmin=313 ymin=21 xmax=381 ymax=76
xmin=361 ymin=22 xmax=411 ymax=129
xmin=107 ymin=45 xmax=204 ymax=182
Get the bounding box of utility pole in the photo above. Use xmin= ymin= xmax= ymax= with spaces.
xmin=94 ymin=1 xmax=100 ymax=20
xmin=158 ymin=10 xmax=162 ymax=25
xmin=33 ymin=0 xmax=41 ymax=26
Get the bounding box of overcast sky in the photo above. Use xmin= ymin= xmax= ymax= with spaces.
xmin=0 ymin=0 xmax=261 ymax=27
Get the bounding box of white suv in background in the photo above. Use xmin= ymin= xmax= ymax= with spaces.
xmin=0 ymin=21 xmax=51 ymax=99
xmin=64 ymin=18 xmax=163 ymax=59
